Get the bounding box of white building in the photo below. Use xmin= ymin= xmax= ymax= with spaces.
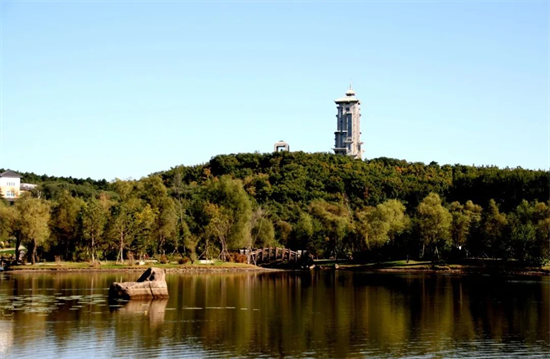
xmin=0 ymin=170 xmax=37 ymax=201
xmin=0 ymin=171 xmax=21 ymax=201
xmin=274 ymin=140 xmax=290 ymax=152
xmin=334 ymin=86 xmax=363 ymax=159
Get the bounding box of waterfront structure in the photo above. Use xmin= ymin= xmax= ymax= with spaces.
xmin=334 ymin=86 xmax=363 ymax=159
xmin=274 ymin=140 xmax=290 ymax=152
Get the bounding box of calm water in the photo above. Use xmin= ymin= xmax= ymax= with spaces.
xmin=0 ymin=271 xmax=548 ymax=358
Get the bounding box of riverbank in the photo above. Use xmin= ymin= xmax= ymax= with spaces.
xmin=3 ymin=260 xmax=549 ymax=276
xmin=3 ymin=261 xmax=275 ymax=273
xmin=332 ymin=260 xmax=550 ymax=276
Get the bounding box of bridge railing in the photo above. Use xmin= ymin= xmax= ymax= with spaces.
xmin=239 ymin=247 xmax=308 ymax=265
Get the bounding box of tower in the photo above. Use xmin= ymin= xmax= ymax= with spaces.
xmin=333 ymin=85 xmax=363 ymax=159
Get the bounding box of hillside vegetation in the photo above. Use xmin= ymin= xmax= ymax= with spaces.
xmin=1 ymin=152 xmax=548 ymax=265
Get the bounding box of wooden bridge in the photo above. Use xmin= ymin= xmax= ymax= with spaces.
xmin=239 ymin=247 xmax=311 ymax=265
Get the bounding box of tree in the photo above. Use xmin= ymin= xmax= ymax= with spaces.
xmin=481 ymin=199 xmax=508 ymax=258
xmin=110 ymin=180 xmax=142 ymax=263
xmin=355 ymin=199 xmax=409 ymax=254
xmin=203 ymin=176 xmax=253 ymax=251
xmin=250 ymin=207 xmax=276 ymax=248
xmin=154 ymin=197 xmax=177 ymax=255
xmin=309 ymin=200 xmax=352 ymax=259
xmin=533 ymin=201 xmax=550 ymax=265
xmin=170 ymin=168 xmax=192 ymax=255
xmin=80 ymin=196 xmax=110 ymax=262
xmin=448 ymin=200 xmax=482 ymax=256
xmin=133 ymin=204 xmax=156 ymax=259
xmin=294 ymin=211 xmax=314 ymax=250
xmin=416 ymin=193 xmax=452 ymax=260
xmin=204 ymin=203 xmax=232 ymax=261
xmin=141 ymin=176 xmax=178 ymax=255
xmin=251 ymin=217 xmax=276 ymax=248
xmin=50 ymin=191 xmax=84 ymax=260
xmin=0 ymin=201 xmax=16 ymax=241
xmin=14 ymin=194 xmax=51 ymax=264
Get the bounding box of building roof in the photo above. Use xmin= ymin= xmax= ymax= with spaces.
xmin=0 ymin=170 xmax=21 ymax=178
xmin=335 ymin=96 xmax=359 ymax=103
xmin=335 ymin=86 xmax=360 ymax=103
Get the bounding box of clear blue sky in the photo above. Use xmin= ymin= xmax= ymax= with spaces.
xmin=1 ymin=0 xmax=548 ymax=180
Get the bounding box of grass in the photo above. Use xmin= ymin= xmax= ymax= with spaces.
xmin=6 ymin=259 xmax=259 ymax=271
xmin=4 ymin=257 xmax=549 ymax=274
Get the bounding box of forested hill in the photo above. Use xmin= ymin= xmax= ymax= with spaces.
xmin=158 ymin=152 xmax=548 ymax=212
xmin=6 ymin=153 xmax=546 ymax=212
xmin=2 ymin=152 xmax=548 ymax=265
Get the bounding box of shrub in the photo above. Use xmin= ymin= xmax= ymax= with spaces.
xmin=235 ymin=254 xmax=248 ymax=263
xmin=178 ymin=256 xmax=190 ymax=265
xmin=226 ymin=253 xmax=236 ymax=263
xmin=159 ymin=255 xmax=169 ymax=264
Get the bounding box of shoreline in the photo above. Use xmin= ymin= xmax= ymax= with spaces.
xmin=3 ymin=264 xmax=549 ymax=276
xmin=335 ymin=263 xmax=550 ymax=276
xmin=3 ymin=266 xmax=277 ymax=274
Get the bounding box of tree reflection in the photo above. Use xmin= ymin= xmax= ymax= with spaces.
xmin=0 ymin=272 xmax=548 ymax=358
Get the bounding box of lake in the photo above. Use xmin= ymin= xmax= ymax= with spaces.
xmin=0 ymin=270 xmax=548 ymax=358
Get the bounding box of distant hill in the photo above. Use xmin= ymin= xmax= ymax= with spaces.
xmin=155 ymin=152 xmax=548 ymax=212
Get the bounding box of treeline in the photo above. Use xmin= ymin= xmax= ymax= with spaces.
xmin=0 ymin=152 xmax=548 ymax=265
xmin=0 ymin=168 xmax=110 ymax=195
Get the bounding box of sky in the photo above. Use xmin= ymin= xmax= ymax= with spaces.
xmin=0 ymin=0 xmax=548 ymax=181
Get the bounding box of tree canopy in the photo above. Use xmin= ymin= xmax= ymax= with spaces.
xmin=0 ymin=153 xmax=547 ymax=265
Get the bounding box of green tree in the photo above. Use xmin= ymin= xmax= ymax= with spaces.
xmin=154 ymin=197 xmax=177 ymax=255
xmin=250 ymin=207 xmax=277 ymax=248
xmin=204 ymin=176 xmax=253 ymax=250
xmin=252 ymin=217 xmax=276 ymax=248
xmin=309 ymin=200 xmax=352 ymax=259
xmin=110 ymin=180 xmax=143 ymax=263
xmin=356 ymin=199 xmax=409 ymax=251
xmin=448 ymin=200 xmax=482 ymax=256
xmin=15 ymin=194 xmax=51 ymax=264
xmin=170 ymin=169 xmax=192 ymax=255
xmin=0 ymin=201 xmax=19 ymax=251
xmin=50 ymin=191 xmax=84 ymax=260
xmin=416 ymin=193 xmax=452 ymax=260
xmin=481 ymin=199 xmax=508 ymax=258
xmin=204 ymin=203 xmax=232 ymax=261
xmin=133 ymin=204 xmax=156 ymax=259
xmin=294 ymin=211 xmax=314 ymax=250
xmin=141 ymin=176 xmax=178 ymax=255
xmin=80 ymin=196 xmax=110 ymax=262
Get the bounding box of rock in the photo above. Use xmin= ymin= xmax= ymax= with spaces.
xmin=109 ymin=267 xmax=169 ymax=300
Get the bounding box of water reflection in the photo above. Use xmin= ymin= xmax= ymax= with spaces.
xmin=0 ymin=271 xmax=548 ymax=358
xmin=114 ymin=299 xmax=168 ymax=328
